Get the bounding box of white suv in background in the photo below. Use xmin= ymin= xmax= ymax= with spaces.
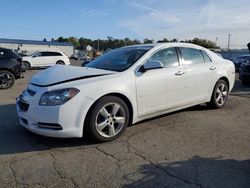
xmin=22 ymin=51 xmax=70 ymax=69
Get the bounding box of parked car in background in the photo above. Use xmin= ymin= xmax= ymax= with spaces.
xmin=239 ymin=60 xmax=250 ymax=85
xmin=18 ymin=53 xmax=28 ymax=57
xmin=0 ymin=47 xmax=23 ymax=89
xmin=231 ymin=55 xmax=250 ymax=72
xmin=22 ymin=51 xmax=70 ymax=70
xmin=70 ymin=53 xmax=90 ymax=61
xmin=16 ymin=43 xmax=235 ymax=142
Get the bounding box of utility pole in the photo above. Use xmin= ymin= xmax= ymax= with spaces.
xmin=215 ymin=37 xmax=218 ymax=47
xmin=228 ymin=34 xmax=231 ymax=51
xmin=97 ymin=40 xmax=100 ymax=51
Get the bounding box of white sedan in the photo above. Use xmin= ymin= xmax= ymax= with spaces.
xmin=16 ymin=43 xmax=235 ymax=142
xmin=22 ymin=51 xmax=70 ymax=69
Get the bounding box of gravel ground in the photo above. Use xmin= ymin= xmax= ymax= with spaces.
xmin=0 ymin=63 xmax=250 ymax=188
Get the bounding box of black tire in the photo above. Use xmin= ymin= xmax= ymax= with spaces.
xmin=208 ymin=80 xmax=229 ymax=109
xmin=56 ymin=60 xmax=65 ymax=65
xmin=23 ymin=61 xmax=31 ymax=70
xmin=0 ymin=70 xmax=15 ymax=89
xmin=87 ymin=96 xmax=130 ymax=142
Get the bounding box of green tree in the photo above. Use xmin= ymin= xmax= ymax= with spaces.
xmin=143 ymin=39 xmax=154 ymax=44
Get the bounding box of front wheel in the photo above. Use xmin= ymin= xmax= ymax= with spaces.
xmin=87 ymin=96 xmax=130 ymax=142
xmin=0 ymin=70 xmax=15 ymax=89
xmin=23 ymin=61 xmax=31 ymax=70
xmin=208 ymin=80 xmax=229 ymax=109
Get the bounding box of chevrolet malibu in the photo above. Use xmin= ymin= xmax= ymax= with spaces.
xmin=16 ymin=43 xmax=235 ymax=142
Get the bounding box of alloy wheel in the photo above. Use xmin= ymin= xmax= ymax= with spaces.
xmin=215 ymin=83 xmax=228 ymax=106
xmin=95 ymin=102 xmax=126 ymax=138
xmin=0 ymin=72 xmax=14 ymax=89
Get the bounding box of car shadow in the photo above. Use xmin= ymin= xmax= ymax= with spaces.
xmin=231 ymin=75 xmax=250 ymax=95
xmin=0 ymin=104 xmax=95 ymax=155
xmin=0 ymin=102 xmax=214 ymax=155
xmin=122 ymin=156 xmax=250 ymax=187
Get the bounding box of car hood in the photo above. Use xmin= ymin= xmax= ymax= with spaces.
xmin=30 ymin=65 xmax=116 ymax=87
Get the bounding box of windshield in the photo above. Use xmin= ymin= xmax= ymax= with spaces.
xmin=30 ymin=51 xmax=39 ymax=57
xmin=86 ymin=46 xmax=152 ymax=72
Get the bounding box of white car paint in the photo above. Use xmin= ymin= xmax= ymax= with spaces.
xmin=16 ymin=43 xmax=235 ymax=138
xmin=22 ymin=51 xmax=70 ymax=67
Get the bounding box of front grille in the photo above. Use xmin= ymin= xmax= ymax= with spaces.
xmin=18 ymin=100 xmax=29 ymax=112
xmin=37 ymin=122 xmax=63 ymax=130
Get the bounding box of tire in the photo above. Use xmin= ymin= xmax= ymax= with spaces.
xmin=23 ymin=61 xmax=31 ymax=70
xmin=0 ymin=70 xmax=15 ymax=89
xmin=56 ymin=60 xmax=65 ymax=65
xmin=208 ymin=80 xmax=229 ymax=109
xmin=87 ymin=96 xmax=130 ymax=142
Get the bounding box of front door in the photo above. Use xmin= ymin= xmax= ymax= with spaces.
xmin=136 ymin=47 xmax=187 ymax=117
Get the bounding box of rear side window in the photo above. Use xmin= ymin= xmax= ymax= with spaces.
xmin=201 ymin=51 xmax=212 ymax=62
xmin=148 ymin=48 xmax=179 ymax=68
xmin=46 ymin=52 xmax=62 ymax=56
xmin=179 ymin=47 xmax=204 ymax=65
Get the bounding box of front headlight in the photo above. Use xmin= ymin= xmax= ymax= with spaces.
xmin=39 ymin=88 xmax=80 ymax=106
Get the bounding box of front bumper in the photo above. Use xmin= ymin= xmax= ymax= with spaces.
xmin=16 ymin=85 xmax=94 ymax=138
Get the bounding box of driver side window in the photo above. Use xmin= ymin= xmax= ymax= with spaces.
xmin=148 ymin=48 xmax=179 ymax=68
xmin=33 ymin=52 xmax=42 ymax=57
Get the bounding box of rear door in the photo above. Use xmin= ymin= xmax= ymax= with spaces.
xmin=43 ymin=52 xmax=56 ymax=66
xmin=178 ymin=47 xmax=216 ymax=103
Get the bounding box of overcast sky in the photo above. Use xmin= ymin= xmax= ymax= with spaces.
xmin=0 ymin=0 xmax=249 ymax=49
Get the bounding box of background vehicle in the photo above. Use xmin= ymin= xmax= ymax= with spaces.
xmin=22 ymin=51 xmax=70 ymax=70
xmin=0 ymin=47 xmax=23 ymax=89
xmin=70 ymin=53 xmax=90 ymax=61
xmin=17 ymin=43 xmax=235 ymax=142
xmin=231 ymin=54 xmax=250 ymax=72
xmin=239 ymin=60 xmax=250 ymax=85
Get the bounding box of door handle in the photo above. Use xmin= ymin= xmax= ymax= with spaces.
xmin=175 ymin=71 xmax=185 ymax=76
xmin=210 ymin=66 xmax=216 ymax=70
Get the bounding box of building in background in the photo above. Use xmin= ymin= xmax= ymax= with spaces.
xmin=0 ymin=38 xmax=74 ymax=57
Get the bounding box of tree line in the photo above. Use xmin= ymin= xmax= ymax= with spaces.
xmin=49 ymin=36 xmax=218 ymax=50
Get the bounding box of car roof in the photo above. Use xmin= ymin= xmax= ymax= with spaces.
xmin=37 ymin=50 xmax=63 ymax=53
xmin=124 ymin=42 xmax=207 ymax=50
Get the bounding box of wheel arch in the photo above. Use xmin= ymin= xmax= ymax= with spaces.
xmin=23 ymin=60 xmax=31 ymax=65
xmin=83 ymin=92 xmax=134 ymax=136
xmin=56 ymin=60 xmax=65 ymax=64
xmin=0 ymin=68 xmax=15 ymax=76
xmin=218 ymin=76 xmax=230 ymax=89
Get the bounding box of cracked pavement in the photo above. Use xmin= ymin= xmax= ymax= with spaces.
xmin=0 ymin=69 xmax=250 ymax=188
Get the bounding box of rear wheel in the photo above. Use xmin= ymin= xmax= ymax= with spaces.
xmin=56 ymin=60 xmax=65 ymax=65
xmin=208 ymin=80 xmax=229 ymax=109
xmin=0 ymin=70 xmax=15 ymax=89
xmin=87 ymin=96 xmax=130 ymax=142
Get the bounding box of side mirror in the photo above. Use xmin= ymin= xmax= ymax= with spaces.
xmin=140 ymin=60 xmax=163 ymax=72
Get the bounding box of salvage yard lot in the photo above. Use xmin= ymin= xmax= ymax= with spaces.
xmin=0 ymin=63 xmax=250 ymax=187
